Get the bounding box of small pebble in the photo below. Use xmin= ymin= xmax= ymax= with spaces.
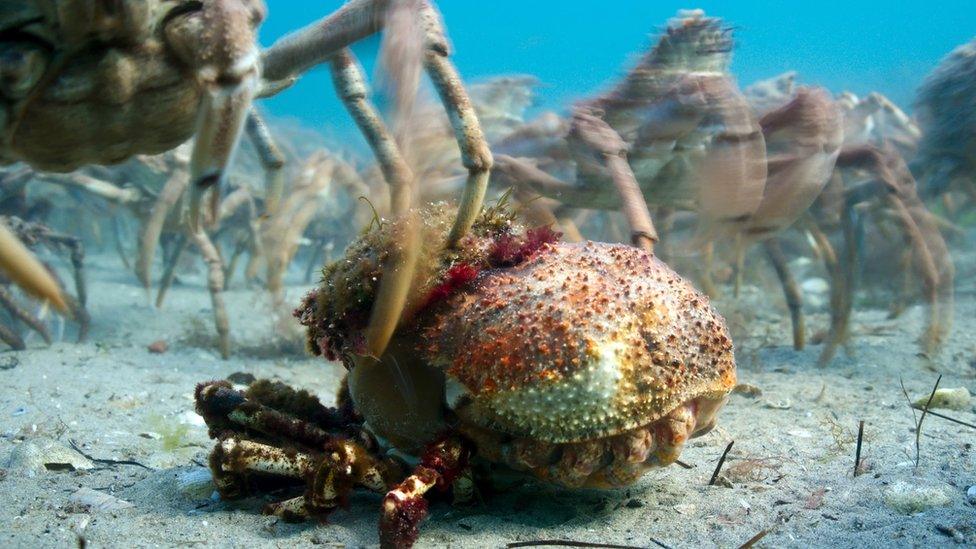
xmin=67 ymin=487 xmax=134 ymax=514
xmin=732 ymin=383 xmax=762 ymax=398
xmin=884 ymin=481 xmax=952 ymax=514
xmin=625 ymin=499 xmax=643 ymax=508
xmin=227 ymin=372 xmax=257 ymax=385
xmin=913 ymin=387 xmax=972 ymax=411
xmin=177 ymin=467 xmax=215 ymax=500
xmin=966 ymin=485 xmax=976 ymax=505
xmin=148 ymin=340 xmax=169 ymax=354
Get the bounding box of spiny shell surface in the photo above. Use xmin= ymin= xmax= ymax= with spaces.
xmin=424 ymin=241 xmax=736 ymax=443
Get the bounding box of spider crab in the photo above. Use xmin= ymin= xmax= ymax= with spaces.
xmin=196 ymin=215 xmax=736 ymax=547
xmin=0 ymin=0 xmax=489 ymax=339
xmin=490 ymin=10 xmax=952 ymax=364
xmin=194 ymin=49 xmax=736 ymax=548
xmin=915 ymin=37 xmax=976 ymax=200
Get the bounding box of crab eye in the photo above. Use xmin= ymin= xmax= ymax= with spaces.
xmin=0 ymin=42 xmax=48 ymax=100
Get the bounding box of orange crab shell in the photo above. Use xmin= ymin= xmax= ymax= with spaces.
xmin=423 ymin=240 xmax=736 ymax=444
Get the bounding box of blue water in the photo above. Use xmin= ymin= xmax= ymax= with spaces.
xmin=258 ymin=1 xmax=975 ymax=139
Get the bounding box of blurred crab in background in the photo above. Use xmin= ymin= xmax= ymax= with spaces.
xmin=0 ymin=0 xmax=499 ymax=355
xmin=489 ymin=9 xmax=953 ymax=364
xmin=741 ymin=69 xmax=952 ymax=363
xmin=915 ymin=37 xmax=976 ymax=205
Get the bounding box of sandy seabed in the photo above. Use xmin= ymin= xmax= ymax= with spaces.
xmin=1 ymin=248 xmax=974 ymax=548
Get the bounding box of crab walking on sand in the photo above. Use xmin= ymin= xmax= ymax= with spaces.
xmin=194 ymin=98 xmax=737 ymax=546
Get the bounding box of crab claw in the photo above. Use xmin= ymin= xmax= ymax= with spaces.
xmin=162 ymin=0 xmax=265 ymax=231
xmin=0 ymin=221 xmax=68 ymax=314
xmin=188 ymin=73 xmax=257 ymax=231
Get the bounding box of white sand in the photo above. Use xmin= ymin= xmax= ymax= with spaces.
xmin=1 ymin=250 xmax=974 ymax=548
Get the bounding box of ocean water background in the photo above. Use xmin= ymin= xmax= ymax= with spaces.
xmin=258 ymin=1 xmax=976 ymax=143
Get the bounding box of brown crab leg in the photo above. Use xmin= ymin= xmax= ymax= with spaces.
xmin=331 ymin=50 xmax=415 ymax=215
xmin=812 ymin=171 xmax=857 ymax=367
xmin=261 ymin=0 xmax=390 ymax=82
xmin=189 ymin=230 xmax=231 ymax=359
xmin=155 ymin=235 xmax=189 ymax=308
xmin=42 ymin=230 xmax=86 ymax=309
xmin=112 ymin=216 xmax=132 ymax=271
xmin=196 ymin=381 xmax=398 ymax=518
xmin=137 ymin=172 xmax=189 ymax=294
xmin=569 ymin=109 xmax=657 ymax=253
xmin=838 ymin=146 xmax=954 ymax=355
xmin=328 ymin=50 xmax=424 ymax=357
xmin=762 ymin=238 xmax=805 ymax=350
xmin=423 ymin=45 xmax=493 ymax=247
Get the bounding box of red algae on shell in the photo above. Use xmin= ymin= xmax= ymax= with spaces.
xmin=423 ymin=241 xmax=736 ymax=443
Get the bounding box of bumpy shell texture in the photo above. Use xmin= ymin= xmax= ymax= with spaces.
xmin=424 ymin=241 xmax=736 ymax=443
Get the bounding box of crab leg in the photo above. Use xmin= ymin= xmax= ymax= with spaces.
xmin=112 ymin=216 xmax=132 ymax=270
xmin=569 ymin=109 xmax=657 ymax=252
xmin=422 ymin=49 xmax=493 ymax=247
xmin=137 ymin=172 xmax=189 ymax=293
xmin=261 ymin=0 xmax=390 ymax=82
xmin=0 ymin=320 xmax=25 ymax=350
xmin=189 ymin=230 xmax=231 ymax=359
xmin=244 ymin=110 xmax=287 ymax=215
xmin=155 ymin=235 xmax=189 ymax=308
xmin=331 ymin=50 xmax=415 ymax=215
xmin=0 ymin=221 xmax=67 ymax=313
xmin=762 ymin=238 xmax=805 ymax=350
xmin=818 ymin=193 xmax=856 ymax=366
xmin=326 ymin=49 xmax=422 ymax=355
xmin=380 ymin=436 xmax=472 ymax=548
xmin=838 ymin=146 xmax=954 ymax=355
xmin=196 ymin=381 xmax=398 ymax=518
xmin=0 ymin=286 xmax=51 ymax=345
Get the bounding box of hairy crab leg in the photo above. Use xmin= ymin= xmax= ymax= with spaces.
xmin=380 ymin=436 xmax=472 ymax=549
xmin=762 ymin=238 xmax=805 ymax=350
xmin=196 ymin=381 xmax=399 ymax=518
